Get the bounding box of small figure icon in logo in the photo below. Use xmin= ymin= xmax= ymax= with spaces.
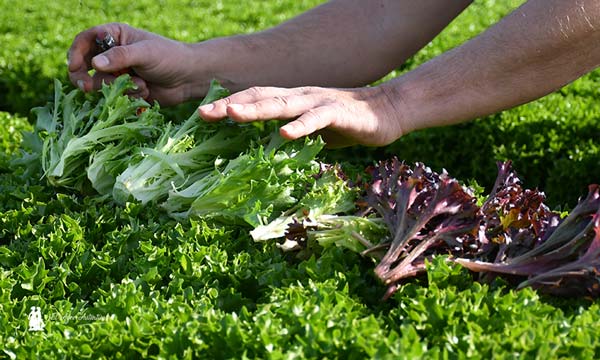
xmin=28 ymin=306 xmax=45 ymax=332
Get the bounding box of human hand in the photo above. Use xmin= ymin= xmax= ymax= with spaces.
xmin=198 ymin=85 xmax=405 ymax=148
xmin=67 ymin=23 xmax=196 ymax=106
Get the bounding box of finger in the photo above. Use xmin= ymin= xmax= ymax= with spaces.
xmin=225 ymin=94 xmax=324 ymax=123
xmin=125 ymin=77 xmax=150 ymax=99
xmin=126 ymin=89 xmax=150 ymax=101
xmin=67 ymin=28 xmax=98 ymax=91
xmin=279 ymin=106 xmax=337 ymax=140
xmin=68 ymin=24 xmax=123 ymax=91
xmin=199 ymin=86 xmax=299 ymax=121
xmin=91 ymin=41 xmax=150 ymax=74
xmin=144 ymin=85 xmax=185 ymax=107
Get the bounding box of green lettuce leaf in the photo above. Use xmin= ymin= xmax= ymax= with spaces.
xmin=163 ymin=134 xmax=325 ymax=227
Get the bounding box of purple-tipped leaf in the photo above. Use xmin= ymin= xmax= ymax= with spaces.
xmin=518 ymin=213 xmax=600 ymax=297
xmin=366 ymin=160 xmax=481 ymax=296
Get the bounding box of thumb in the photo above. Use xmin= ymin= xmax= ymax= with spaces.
xmin=91 ymin=42 xmax=146 ymax=73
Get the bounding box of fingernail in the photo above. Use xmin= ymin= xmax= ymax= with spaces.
xmin=93 ymin=54 xmax=109 ymax=68
xmin=77 ymin=80 xmax=85 ymax=91
xmin=198 ymin=103 xmax=214 ymax=112
xmin=228 ymin=104 xmax=243 ymax=112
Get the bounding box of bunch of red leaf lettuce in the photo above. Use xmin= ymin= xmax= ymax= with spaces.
xmin=259 ymin=158 xmax=600 ymax=299
xmin=457 ymin=168 xmax=600 ymax=297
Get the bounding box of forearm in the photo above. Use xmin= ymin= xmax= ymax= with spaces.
xmin=190 ymin=0 xmax=471 ymax=98
xmin=389 ymin=0 xmax=600 ymax=134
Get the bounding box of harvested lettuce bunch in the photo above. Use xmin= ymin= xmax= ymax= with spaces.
xmin=112 ymin=80 xmax=257 ymax=204
xmin=29 ymin=75 xmax=163 ymax=193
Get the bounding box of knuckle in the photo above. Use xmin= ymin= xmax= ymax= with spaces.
xmin=72 ymin=31 xmax=85 ymax=44
xmin=302 ymin=109 xmax=324 ymax=129
xmin=298 ymin=86 xmax=318 ymax=95
xmin=106 ymin=22 xmax=126 ymax=34
xmin=246 ymin=86 xmax=264 ymax=98
xmin=271 ymin=96 xmax=290 ymax=108
xmin=215 ymin=97 xmax=232 ymax=107
xmin=304 ymin=108 xmax=321 ymax=120
xmin=115 ymin=22 xmax=129 ymax=31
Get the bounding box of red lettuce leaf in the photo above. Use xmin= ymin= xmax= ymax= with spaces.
xmin=365 ymin=159 xmax=480 ymax=298
xmin=477 ymin=161 xmax=561 ymax=264
xmin=517 ymin=213 xmax=600 ymax=297
xmin=457 ymin=184 xmax=600 ymax=297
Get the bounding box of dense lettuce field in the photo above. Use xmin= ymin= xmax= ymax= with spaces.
xmin=1 ymin=1 xmax=599 ymax=358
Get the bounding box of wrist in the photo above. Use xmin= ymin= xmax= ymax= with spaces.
xmin=375 ymin=80 xmax=419 ymax=140
xmin=183 ymin=40 xmax=221 ymax=102
xmin=377 ymin=60 xmax=471 ymax=135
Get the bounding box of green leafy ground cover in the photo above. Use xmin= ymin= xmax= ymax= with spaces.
xmin=1 ymin=1 xmax=599 ymax=358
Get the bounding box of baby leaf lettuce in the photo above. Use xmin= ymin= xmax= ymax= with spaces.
xmin=456 ymin=184 xmax=600 ymax=296
xmin=452 ymin=160 xmax=600 ymax=297
xmin=32 ymin=75 xmax=162 ymax=192
xmin=365 ymin=159 xmax=481 ymax=298
xmin=250 ymin=164 xmax=358 ymax=243
xmin=163 ymin=134 xmax=325 ymax=227
xmin=518 ymin=212 xmax=600 ymax=296
xmin=303 ymin=215 xmax=388 ymax=254
xmin=87 ymin=141 xmax=140 ymax=196
xmin=23 ymin=77 xmax=329 ymax=232
xmin=250 ymin=162 xmax=390 ymax=254
xmin=112 ymin=80 xmax=256 ymax=204
xmin=476 ymin=161 xmax=561 ymax=264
